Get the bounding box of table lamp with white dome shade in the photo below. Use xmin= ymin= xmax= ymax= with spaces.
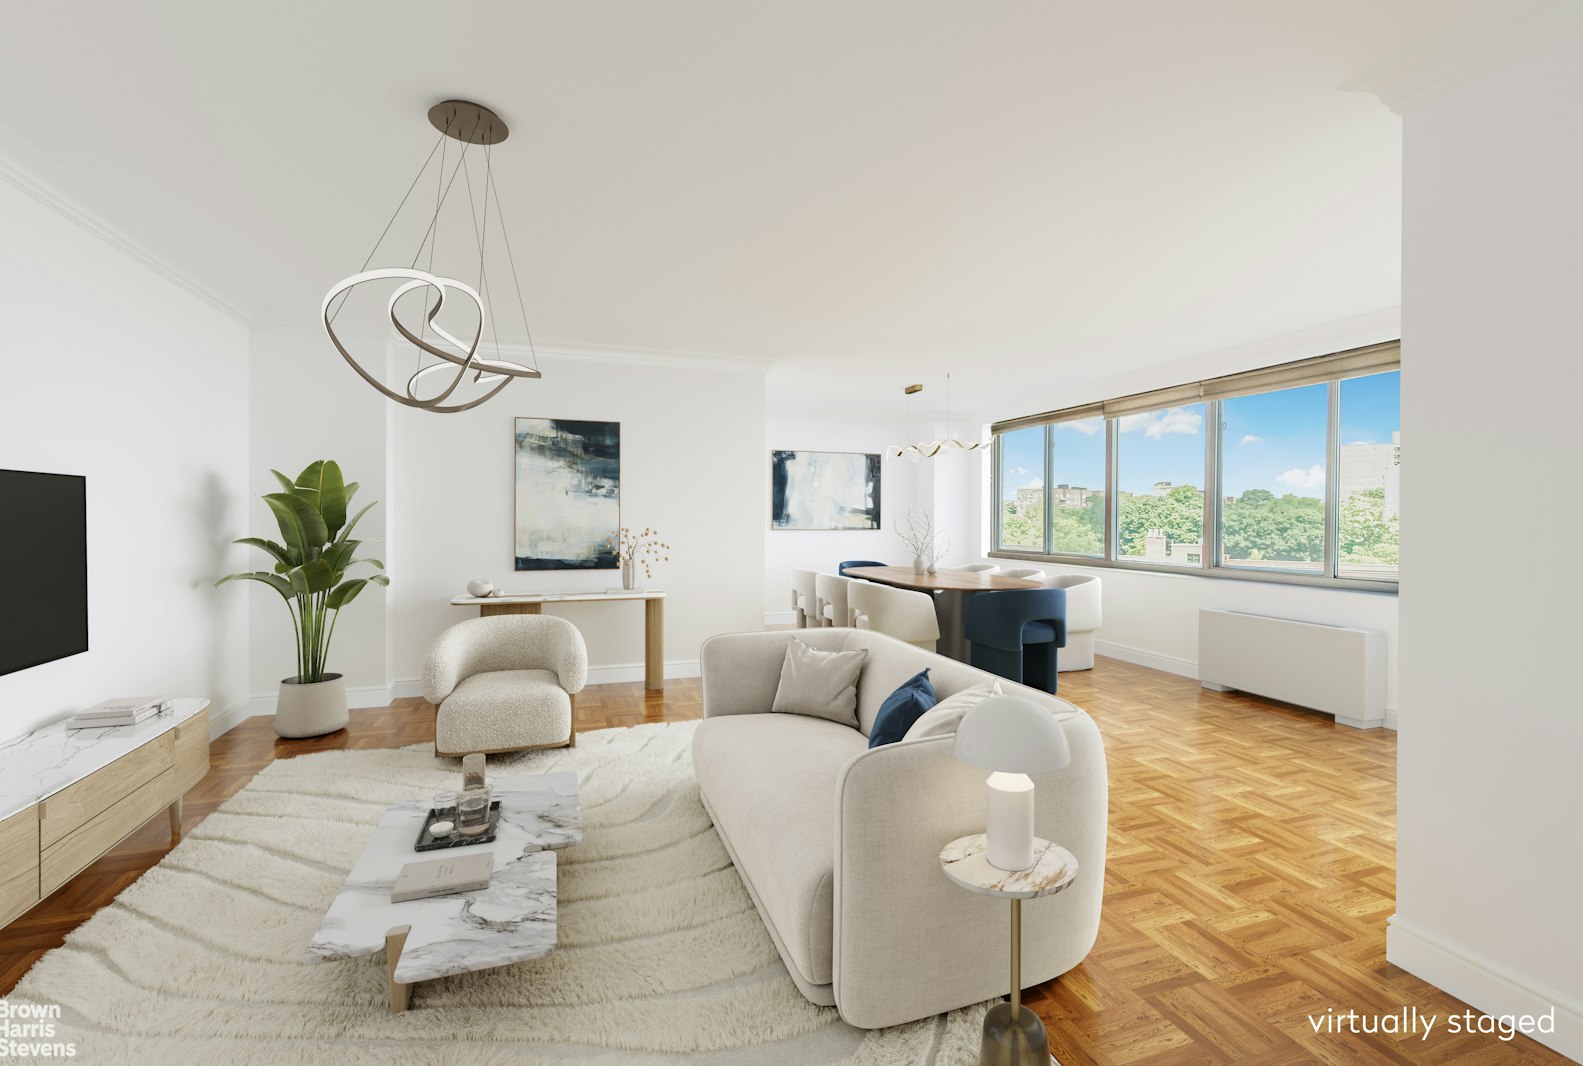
xmin=953 ymin=694 xmax=1071 ymax=870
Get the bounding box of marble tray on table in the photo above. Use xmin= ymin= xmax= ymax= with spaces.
xmin=305 ymin=771 xmax=580 ymax=1001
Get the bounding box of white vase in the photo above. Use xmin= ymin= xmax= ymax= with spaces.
xmin=927 ymin=560 xmax=938 ymax=575
xmin=276 ymin=673 xmax=348 ymax=739
xmin=912 ymin=554 xmax=926 ymax=575
xmin=466 ymin=578 xmax=493 ymax=598
xmin=622 ymin=560 xmax=636 ymax=590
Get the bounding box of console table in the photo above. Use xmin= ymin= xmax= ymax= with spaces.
xmin=0 ymin=699 xmax=210 ymax=930
xmin=451 ymin=591 xmax=665 ymax=691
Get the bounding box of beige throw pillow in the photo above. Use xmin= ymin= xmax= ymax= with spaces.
xmin=902 ymin=679 xmax=1004 ymax=740
xmin=770 ymin=637 xmax=868 ymax=727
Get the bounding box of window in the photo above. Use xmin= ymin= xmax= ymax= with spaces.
xmin=987 ymin=342 xmax=1400 ymax=589
xmin=1218 ymin=383 xmax=1328 ymax=573
xmin=1337 ymin=371 xmax=1401 ymax=580
xmin=996 ymin=425 xmax=1045 ymax=552
xmin=1047 ymin=417 xmax=1106 ymax=556
xmin=1115 ymin=404 xmax=1206 ymax=566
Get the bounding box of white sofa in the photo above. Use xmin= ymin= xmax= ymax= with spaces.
xmin=692 ymin=628 xmax=1107 ymax=1029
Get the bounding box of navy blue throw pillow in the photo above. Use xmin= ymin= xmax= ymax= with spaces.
xmin=867 ymin=669 xmax=937 ymax=748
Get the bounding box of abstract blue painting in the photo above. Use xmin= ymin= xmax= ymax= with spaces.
xmin=770 ymin=451 xmax=881 ymax=530
xmin=515 ymin=418 xmax=621 ymax=570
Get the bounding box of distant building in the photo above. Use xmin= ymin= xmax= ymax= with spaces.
xmin=1144 ymin=528 xmax=1202 ymax=566
xmin=1014 ymin=486 xmax=1043 ymax=511
xmin=1153 ymin=481 xmax=1173 ymax=496
xmin=1050 ymin=483 xmax=1092 ymax=509
xmin=1340 ymin=431 xmax=1401 ymax=517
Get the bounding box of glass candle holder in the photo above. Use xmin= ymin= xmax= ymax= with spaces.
xmin=432 ymin=791 xmax=458 ymax=818
xmin=457 ymin=785 xmax=493 ymax=836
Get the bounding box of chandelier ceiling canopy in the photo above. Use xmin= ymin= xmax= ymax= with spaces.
xmin=322 ymin=100 xmax=541 ymax=414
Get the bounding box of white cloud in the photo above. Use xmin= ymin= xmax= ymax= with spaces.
xmin=1056 ymin=418 xmax=1103 ymax=437
xmin=1239 ymin=434 xmax=1263 ymax=446
xmin=1010 ymin=465 xmax=1028 ymax=475
xmin=1276 ymin=464 xmax=1325 ymax=491
xmin=1118 ymin=407 xmax=1202 ymax=439
xmin=1021 ymin=478 xmax=1043 ymax=489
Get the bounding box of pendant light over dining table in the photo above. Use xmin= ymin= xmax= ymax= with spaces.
xmin=321 ymin=100 xmax=542 ymax=413
xmin=885 ymin=374 xmax=991 ymax=461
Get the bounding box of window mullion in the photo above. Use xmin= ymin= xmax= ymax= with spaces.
xmin=1325 ymin=379 xmax=1342 ymax=579
xmin=1042 ymin=425 xmax=1053 ymax=556
xmin=1105 ymin=418 xmax=1118 ymax=560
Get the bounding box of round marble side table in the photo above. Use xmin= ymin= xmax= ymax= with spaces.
xmin=940 ymin=834 xmax=1079 ymax=1066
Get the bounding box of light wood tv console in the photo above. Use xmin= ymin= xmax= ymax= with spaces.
xmin=0 ymin=698 xmax=210 ymax=929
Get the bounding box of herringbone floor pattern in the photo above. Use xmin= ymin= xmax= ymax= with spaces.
xmin=0 ymin=659 xmax=1566 ymax=1064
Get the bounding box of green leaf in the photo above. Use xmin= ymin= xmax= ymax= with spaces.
xmin=265 ymin=492 xmax=328 ymax=558
xmin=296 ymin=460 xmax=347 ymax=537
xmin=344 ymin=481 xmax=360 ymax=505
xmin=327 ymin=578 xmax=367 ymax=609
xmin=287 ymin=566 xmax=310 ymax=597
xmin=333 ymin=500 xmax=377 ymax=546
xmin=215 ymin=571 xmax=294 ymax=599
xmin=235 ymin=536 xmax=296 ymax=569
xmin=370 ymin=574 xmax=390 ymax=586
xmin=269 ymin=469 xmax=296 ymax=494
xmin=299 ymin=557 xmax=338 ymax=593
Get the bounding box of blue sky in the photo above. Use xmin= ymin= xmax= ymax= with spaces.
xmin=1000 ymin=372 xmax=1400 ymax=500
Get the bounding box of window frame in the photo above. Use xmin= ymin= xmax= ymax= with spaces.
xmin=988 ymin=348 xmax=1400 ymax=594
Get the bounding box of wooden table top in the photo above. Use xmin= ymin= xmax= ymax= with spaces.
xmin=451 ymin=590 xmax=665 ymax=605
xmin=844 ymin=566 xmax=1043 ymax=592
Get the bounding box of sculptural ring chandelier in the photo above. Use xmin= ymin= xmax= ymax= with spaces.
xmin=321 ymin=100 xmax=541 ymax=414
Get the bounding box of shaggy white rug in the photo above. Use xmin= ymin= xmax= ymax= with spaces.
xmin=9 ymin=721 xmax=990 ymax=1064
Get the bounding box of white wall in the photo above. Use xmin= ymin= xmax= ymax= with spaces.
xmin=390 ymin=353 xmax=766 ymax=688
xmin=965 ymin=312 xmax=1404 ymax=713
xmin=245 ymin=323 xmax=768 ymax=704
xmin=0 ymin=179 xmax=251 ymax=741
xmin=1389 ymin=26 xmax=1583 ymax=1060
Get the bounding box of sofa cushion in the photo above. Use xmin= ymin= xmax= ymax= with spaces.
xmin=436 ymin=669 xmax=570 ymax=753
xmin=770 ymin=638 xmax=867 ymax=726
xmin=692 ymin=712 xmax=868 ymax=986
xmin=867 ymin=669 xmax=937 ymax=748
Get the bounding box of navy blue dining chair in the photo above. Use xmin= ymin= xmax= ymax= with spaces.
xmin=838 ymin=560 xmax=888 ymax=577
xmin=964 ymin=587 xmax=1067 ymax=694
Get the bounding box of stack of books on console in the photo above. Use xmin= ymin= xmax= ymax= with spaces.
xmin=65 ymin=696 xmax=173 ymax=730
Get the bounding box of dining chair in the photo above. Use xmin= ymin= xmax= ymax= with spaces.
xmin=815 ymin=572 xmax=854 ymax=628
xmin=959 ymin=563 xmax=1000 ymax=574
xmin=847 ymin=581 xmax=940 ymax=651
xmin=964 ymin=587 xmax=1067 ymax=694
xmin=1000 ymin=567 xmax=1047 ymax=580
xmin=838 ymin=559 xmax=888 ymax=577
xmin=1046 ymin=574 xmax=1101 ymax=670
xmin=789 ymin=568 xmax=820 ymax=627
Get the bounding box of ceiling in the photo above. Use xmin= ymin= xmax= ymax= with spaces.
xmin=0 ymin=1 xmax=1536 ymax=417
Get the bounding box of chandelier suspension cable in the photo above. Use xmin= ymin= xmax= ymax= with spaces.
xmin=485 ymin=146 xmax=541 ymax=375
xmin=325 ymin=132 xmax=447 ymax=329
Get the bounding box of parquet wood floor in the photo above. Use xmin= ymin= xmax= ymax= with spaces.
xmin=0 ymin=660 xmax=1565 ymax=1064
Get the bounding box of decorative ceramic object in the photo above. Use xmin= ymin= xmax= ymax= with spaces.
xmin=428 ymin=820 xmax=455 ymax=837
xmin=466 ymin=578 xmax=494 ymax=598
xmin=275 ymin=673 xmax=348 ymax=739
xmin=927 ymin=560 xmax=939 ymax=575
xmin=913 ymin=554 xmax=927 ymax=576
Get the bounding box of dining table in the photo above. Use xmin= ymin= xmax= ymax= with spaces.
xmin=842 ymin=566 xmax=1043 ymax=663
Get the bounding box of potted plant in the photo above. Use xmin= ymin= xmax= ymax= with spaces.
xmin=216 ymin=460 xmax=388 ymax=738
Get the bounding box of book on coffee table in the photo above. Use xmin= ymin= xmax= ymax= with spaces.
xmin=390 ymin=851 xmax=493 ymax=903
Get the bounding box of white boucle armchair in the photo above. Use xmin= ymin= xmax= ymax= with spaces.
xmin=423 ymin=615 xmax=588 ymax=756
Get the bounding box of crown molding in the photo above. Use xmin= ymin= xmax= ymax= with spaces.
xmin=374 ymin=335 xmax=775 ymax=374
xmin=0 ymin=121 xmax=253 ymax=324
xmin=1351 ymin=0 xmax=1583 ymax=114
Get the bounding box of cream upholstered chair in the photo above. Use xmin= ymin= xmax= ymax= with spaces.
xmin=1001 ymin=567 xmax=1046 ymax=579
xmin=815 ymin=572 xmax=854 ymax=627
xmin=1046 ymin=574 xmax=1102 ymax=671
xmin=790 ymin=568 xmax=820 ymax=628
xmin=423 ymin=615 xmax=588 ymax=756
xmin=847 ymin=581 xmax=940 ymax=651
xmin=959 ymin=563 xmax=999 ymax=573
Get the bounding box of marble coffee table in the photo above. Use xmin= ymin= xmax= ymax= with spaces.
xmin=306 ymin=771 xmax=580 ymax=1012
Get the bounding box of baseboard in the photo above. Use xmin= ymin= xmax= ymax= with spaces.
xmin=763 ymin=610 xmax=799 ymax=627
xmin=1099 ymin=639 xmax=1399 ymax=729
xmin=389 ymin=659 xmax=702 ymax=702
xmin=209 ymin=697 xmax=254 ymax=739
xmin=1094 ymin=640 xmax=1199 ymax=679
xmin=238 ymin=683 xmax=395 ymax=720
xmin=1386 ymin=916 xmax=1582 ymax=1061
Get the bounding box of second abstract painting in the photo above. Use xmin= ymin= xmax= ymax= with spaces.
xmin=770 ymin=450 xmax=881 ymax=530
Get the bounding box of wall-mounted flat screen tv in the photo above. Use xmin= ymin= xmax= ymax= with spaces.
xmin=0 ymin=470 xmax=88 ymax=677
